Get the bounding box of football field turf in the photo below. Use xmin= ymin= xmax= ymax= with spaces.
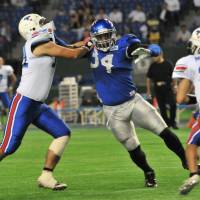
xmin=0 ymin=127 xmax=199 ymax=200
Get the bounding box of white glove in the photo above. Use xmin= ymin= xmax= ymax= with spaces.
xmin=131 ymin=47 xmax=151 ymax=64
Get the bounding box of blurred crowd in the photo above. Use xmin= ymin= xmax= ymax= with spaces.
xmin=0 ymin=0 xmax=48 ymax=57
xmin=54 ymin=0 xmax=191 ymax=45
xmin=1 ymin=0 xmax=200 ymax=58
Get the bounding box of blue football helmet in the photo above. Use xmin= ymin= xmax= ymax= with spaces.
xmin=90 ymin=19 xmax=116 ymax=52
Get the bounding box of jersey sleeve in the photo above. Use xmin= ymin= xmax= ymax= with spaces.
xmin=54 ymin=34 xmax=69 ymax=47
xmin=124 ymin=34 xmax=141 ymax=58
xmin=30 ymin=31 xmax=52 ymax=51
xmin=6 ymin=65 xmax=14 ymax=76
xmin=172 ymin=56 xmax=194 ymax=80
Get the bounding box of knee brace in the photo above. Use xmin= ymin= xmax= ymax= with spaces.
xmin=49 ymin=136 xmax=70 ymax=157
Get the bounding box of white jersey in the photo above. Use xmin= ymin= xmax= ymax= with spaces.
xmin=0 ymin=65 xmax=13 ymax=92
xmin=17 ymin=28 xmax=56 ymax=102
xmin=172 ymin=54 xmax=200 ymax=109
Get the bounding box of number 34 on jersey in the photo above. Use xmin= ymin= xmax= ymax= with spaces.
xmin=91 ymin=50 xmax=114 ymax=73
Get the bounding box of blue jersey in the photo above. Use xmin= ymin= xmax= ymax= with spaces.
xmin=88 ymin=34 xmax=138 ymax=106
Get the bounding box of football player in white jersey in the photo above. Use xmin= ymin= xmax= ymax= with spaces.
xmin=172 ymin=28 xmax=200 ymax=195
xmin=0 ymin=57 xmax=16 ymax=109
xmin=0 ymin=14 xmax=90 ymax=190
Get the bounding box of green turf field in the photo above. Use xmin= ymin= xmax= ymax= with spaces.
xmin=0 ymin=127 xmax=199 ymax=200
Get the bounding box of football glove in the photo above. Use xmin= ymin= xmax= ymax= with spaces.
xmin=83 ymin=37 xmax=94 ymax=51
xmin=131 ymin=47 xmax=151 ymax=64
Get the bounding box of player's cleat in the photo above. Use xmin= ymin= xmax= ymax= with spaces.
xmin=145 ymin=171 xmax=157 ymax=187
xmin=182 ymin=161 xmax=188 ymax=170
xmin=37 ymin=173 xmax=67 ymax=190
xmin=179 ymin=174 xmax=200 ymax=195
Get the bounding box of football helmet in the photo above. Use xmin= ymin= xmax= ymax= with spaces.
xmin=90 ymin=19 xmax=116 ymax=52
xmin=188 ymin=27 xmax=200 ymax=55
xmin=18 ymin=13 xmax=55 ymax=40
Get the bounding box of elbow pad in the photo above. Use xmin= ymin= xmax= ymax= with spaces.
xmin=126 ymin=41 xmax=141 ymax=58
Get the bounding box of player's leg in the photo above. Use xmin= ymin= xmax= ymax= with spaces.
xmin=167 ymin=90 xmax=177 ymax=128
xmin=0 ymin=92 xmax=11 ymax=109
xmin=155 ymin=90 xmax=169 ymax=126
xmin=179 ymin=123 xmax=200 ymax=195
xmin=0 ymin=92 xmax=10 ymax=129
xmin=33 ymin=104 xmax=70 ymax=190
xmin=131 ymin=93 xmax=187 ymax=168
xmin=0 ymin=94 xmax=31 ymax=160
xmin=104 ymin=106 xmax=157 ymax=187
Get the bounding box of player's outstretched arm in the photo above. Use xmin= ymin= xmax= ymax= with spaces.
xmin=33 ymin=41 xmax=89 ymax=59
xmin=176 ymin=78 xmax=192 ymax=103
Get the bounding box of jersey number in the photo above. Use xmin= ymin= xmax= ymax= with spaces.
xmin=91 ymin=53 xmax=114 ymax=73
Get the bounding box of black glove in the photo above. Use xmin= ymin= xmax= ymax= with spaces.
xmin=83 ymin=40 xmax=94 ymax=51
xmin=187 ymin=94 xmax=197 ymax=105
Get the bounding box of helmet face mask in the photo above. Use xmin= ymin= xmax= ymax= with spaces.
xmin=90 ymin=19 xmax=116 ymax=52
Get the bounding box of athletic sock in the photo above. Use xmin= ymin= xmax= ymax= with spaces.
xmin=190 ymin=172 xmax=198 ymax=177
xmin=128 ymin=145 xmax=154 ymax=173
xmin=159 ymin=128 xmax=187 ymax=167
xmin=43 ymin=167 xmax=53 ymax=172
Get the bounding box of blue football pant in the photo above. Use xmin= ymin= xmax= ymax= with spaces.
xmin=0 ymin=93 xmax=71 ymax=155
xmin=187 ymin=120 xmax=200 ymax=146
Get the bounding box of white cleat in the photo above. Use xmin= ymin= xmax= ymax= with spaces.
xmin=37 ymin=172 xmax=67 ymax=190
xmin=179 ymin=174 xmax=200 ymax=195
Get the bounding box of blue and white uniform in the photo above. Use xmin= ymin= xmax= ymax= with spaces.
xmin=87 ymin=34 xmax=167 ymax=151
xmin=89 ymin=34 xmax=137 ymax=106
xmin=0 ymin=28 xmax=70 ymax=155
xmin=0 ymin=65 xmax=13 ymax=108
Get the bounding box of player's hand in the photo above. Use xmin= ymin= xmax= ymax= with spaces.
xmin=131 ymin=47 xmax=151 ymax=64
xmin=146 ymin=92 xmax=152 ymax=100
xmin=83 ymin=38 xmax=94 ymax=51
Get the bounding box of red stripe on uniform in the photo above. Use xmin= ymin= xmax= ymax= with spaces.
xmin=1 ymin=94 xmax=21 ymax=152
xmin=187 ymin=122 xmax=200 ymax=143
xmin=175 ymin=66 xmax=187 ymax=70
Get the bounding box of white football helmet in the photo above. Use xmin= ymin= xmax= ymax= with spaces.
xmin=188 ymin=27 xmax=200 ymax=55
xmin=18 ymin=13 xmax=47 ymax=40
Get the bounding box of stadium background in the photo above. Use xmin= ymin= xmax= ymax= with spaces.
xmin=0 ymin=0 xmax=200 ymax=200
xmin=0 ymin=0 xmax=192 ymax=97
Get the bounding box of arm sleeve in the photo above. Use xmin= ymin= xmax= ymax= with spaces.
xmin=31 ymin=32 xmax=52 ymax=51
xmin=54 ymin=34 xmax=69 ymax=47
xmin=126 ymin=35 xmax=141 ymax=58
xmin=172 ymin=56 xmax=194 ymax=80
xmin=126 ymin=40 xmax=161 ymax=58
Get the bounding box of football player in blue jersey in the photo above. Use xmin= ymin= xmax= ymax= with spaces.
xmin=81 ymin=19 xmax=187 ymax=187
